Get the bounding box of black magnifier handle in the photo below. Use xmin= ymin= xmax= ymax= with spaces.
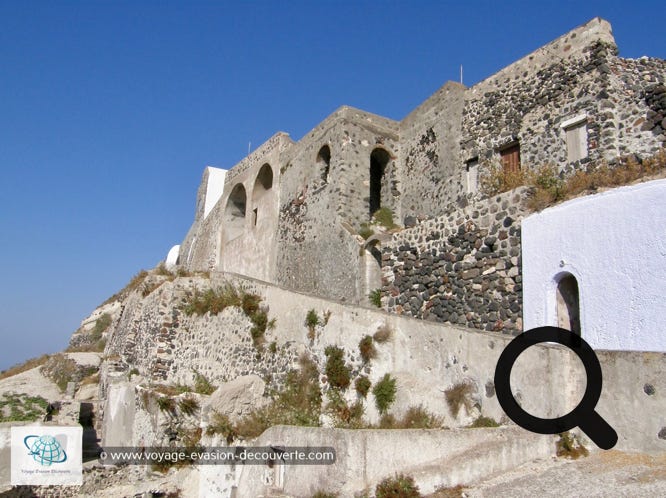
xmin=578 ymin=410 xmax=618 ymax=450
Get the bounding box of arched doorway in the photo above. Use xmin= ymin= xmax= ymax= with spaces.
xmin=369 ymin=148 xmax=390 ymax=217
xmin=556 ymin=273 xmax=581 ymax=335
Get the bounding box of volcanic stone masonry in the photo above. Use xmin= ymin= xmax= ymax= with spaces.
xmin=382 ymin=189 xmax=530 ymax=334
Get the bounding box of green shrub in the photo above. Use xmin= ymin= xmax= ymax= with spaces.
xmin=306 ymin=309 xmax=319 ymax=328
xmin=372 ymin=207 xmax=397 ymax=230
xmin=355 ymin=376 xmax=371 ymax=397
xmin=369 ymin=288 xmax=382 ymax=308
xmin=183 ymin=284 xmax=241 ymax=316
xmin=375 ymin=473 xmax=421 ymax=498
xmin=193 ymin=370 xmax=216 ymax=395
xmin=468 ymin=415 xmax=499 ymax=428
xmin=0 ymin=393 xmax=49 ymax=423
xmin=324 ymin=346 xmax=351 ymax=390
xmin=234 ymin=354 xmax=322 ymax=439
xmin=358 ymin=335 xmax=377 ymax=363
xmin=358 ymin=223 xmax=374 ymax=240
xmin=91 ymin=313 xmax=112 ymax=339
xmin=326 ymin=390 xmax=365 ymax=428
xmin=372 ymin=374 xmax=397 ymax=414
xmin=305 ymin=309 xmax=320 ymax=341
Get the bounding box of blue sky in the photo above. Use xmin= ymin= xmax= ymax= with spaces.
xmin=1 ymin=1 xmax=663 ymax=371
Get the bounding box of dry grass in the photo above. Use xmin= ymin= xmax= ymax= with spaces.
xmin=480 ymin=148 xmax=666 ymax=211
xmin=359 ymin=335 xmax=377 ymax=363
xmin=445 ymin=382 xmax=474 ymax=417
xmin=0 ymin=354 xmax=51 ymax=380
xmin=556 ymin=431 xmax=589 ymax=459
xmin=373 ymin=324 xmax=392 ymax=343
xmin=376 ymin=405 xmax=443 ymax=429
xmin=184 ymin=284 xmax=270 ymax=349
xmin=233 ymin=354 xmax=321 ymax=439
xmin=427 ymin=485 xmax=467 ymax=498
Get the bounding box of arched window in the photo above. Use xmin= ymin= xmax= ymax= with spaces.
xmin=224 ymin=184 xmax=246 ymax=241
xmin=556 ymin=273 xmax=581 ymax=335
xmin=369 ymin=148 xmax=390 ymax=217
xmin=317 ymin=145 xmax=331 ymax=183
xmin=252 ymin=164 xmax=273 ymax=226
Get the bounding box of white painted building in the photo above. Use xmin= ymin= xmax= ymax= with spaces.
xmin=522 ymin=178 xmax=666 ymax=352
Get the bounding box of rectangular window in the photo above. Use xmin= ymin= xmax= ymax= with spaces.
xmin=465 ymin=158 xmax=479 ymax=193
xmin=561 ymin=114 xmax=588 ymax=162
xmin=500 ymin=143 xmax=520 ymax=173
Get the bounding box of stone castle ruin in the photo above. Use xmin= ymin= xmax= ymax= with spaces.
xmin=174 ymin=17 xmax=665 ymax=338
xmin=3 ymin=17 xmax=665 ymax=497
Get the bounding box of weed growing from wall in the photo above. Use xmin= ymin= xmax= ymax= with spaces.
xmin=305 ymin=309 xmax=320 ymax=342
xmin=556 ymin=431 xmax=589 ymax=459
xmin=372 ymin=374 xmax=397 ymax=414
xmin=372 ymin=207 xmax=398 ymax=230
xmin=358 ymin=335 xmax=377 ymax=363
xmin=184 ymin=284 xmax=271 ymax=349
xmin=468 ymin=416 xmax=499 ymax=428
xmin=369 ymin=289 xmax=382 ymax=308
xmin=445 ymin=382 xmax=474 ymax=417
xmin=232 ymin=354 xmax=322 ymax=439
xmin=178 ymin=395 xmax=200 ymax=416
xmin=375 ymin=474 xmax=421 ymax=498
xmin=324 ymin=346 xmax=351 ymax=390
xmin=355 ymin=376 xmax=371 ymax=398
xmin=193 ymin=370 xmax=216 ymax=395
xmin=206 ymin=411 xmax=237 ymax=444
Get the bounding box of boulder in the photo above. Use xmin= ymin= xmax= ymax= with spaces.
xmin=203 ymin=375 xmax=267 ymax=421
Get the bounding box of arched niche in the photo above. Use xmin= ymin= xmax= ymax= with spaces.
xmin=317 ymin=145 xmax=331 ymax=183
xmin=252 ymin=163 xmax=274 ymax=226
xmin=224 ymin=183 xmax=247 ymax=241
xmin=556 ymin=272 xmax=581 ymax=336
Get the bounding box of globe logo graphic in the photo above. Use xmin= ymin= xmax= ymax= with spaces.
xmin=23 ymin=435 xmax=68 ymax=466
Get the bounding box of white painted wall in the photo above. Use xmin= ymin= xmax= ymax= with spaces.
xmin=203 ymin=167 xmax=226 ymax=219
xmin=522 ymin=179 xmax=666 ymax=352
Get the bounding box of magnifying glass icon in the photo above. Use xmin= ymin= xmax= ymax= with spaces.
xmin=494 ymin=326 xmax=618 ymax=450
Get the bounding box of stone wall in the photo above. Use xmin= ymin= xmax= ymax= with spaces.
xmin=398 ymin=82 xmax=466 ymax=220
xmin=382 ymin=188 xmax=530 ymax=334
xmin=274 ymin=107 xmax=400 ymax=303
xmin=105 ymin=276 xmax=300 ymax=388
xmin=174 ymin=17 xmax=666 ymax=315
